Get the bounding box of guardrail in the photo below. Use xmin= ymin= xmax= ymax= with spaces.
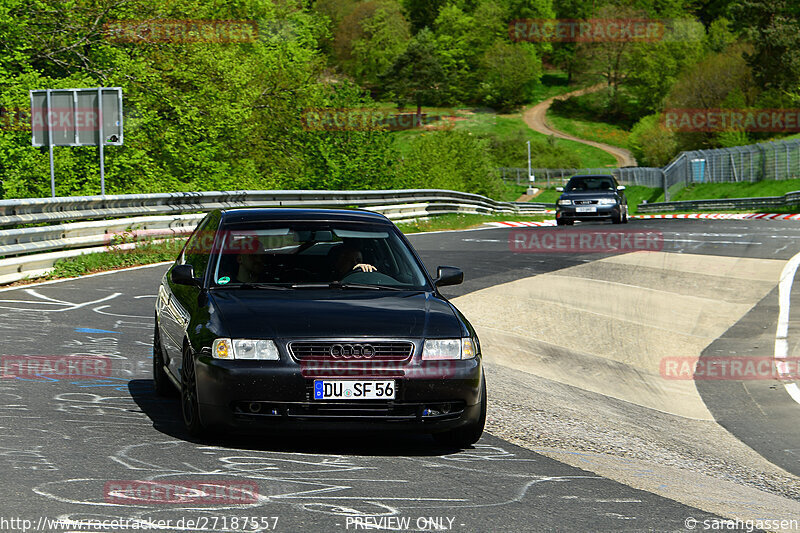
xmin=0 ymin=189 xmax=553 ymax=285
xmin=636 ymin=190 xmax=800 ymax=213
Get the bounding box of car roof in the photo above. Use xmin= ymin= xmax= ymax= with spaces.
xmin=569 ymin=174 xmax=616 ymax=180
xmin=219 ymin=207 xmax=393 ymax=225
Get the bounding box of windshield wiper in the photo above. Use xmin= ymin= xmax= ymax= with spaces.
xmin=332 ymin=281 xmax=406 ymax=291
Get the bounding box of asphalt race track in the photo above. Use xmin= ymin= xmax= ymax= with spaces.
xmin=1 ymin=218 xmax=799 ymax=532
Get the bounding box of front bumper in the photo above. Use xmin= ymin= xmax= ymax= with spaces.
xmin=556 ymin=204 xmax=620 ymax=221
xmin=194 ymin=353 xmax=483 ymax=433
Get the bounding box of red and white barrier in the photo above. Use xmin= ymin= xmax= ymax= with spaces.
xmin=488 ymin=213 xmax=800 ymax=228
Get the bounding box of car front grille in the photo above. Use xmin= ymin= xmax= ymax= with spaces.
xmin=288 ymin=341 xmax=414 ymax=362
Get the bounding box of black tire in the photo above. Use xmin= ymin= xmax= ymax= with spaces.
xmin=612 ymin=212 xmax=622 ymax=224
xmin=622 ymin=209 xmax=629 ymax=224
xmin=152 ymin=324 xmax=173 ymax=397
xmin=434 ymin=377 xmax=487 ymax=449
xmin=181 ymin=343 xmax=206 ymax=438
xmin=556 ymin=219 xmax=565 ymax=226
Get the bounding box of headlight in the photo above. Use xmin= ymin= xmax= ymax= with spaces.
xmin=557 ymin=199 xmax=572 ymax=206
xmin=422 ymin=338 xmax=477 ymax=360
xmin=212 ymin=338 xmax=280 ymax=360
xmin=598 ymin=198 xmax=617 ymax=205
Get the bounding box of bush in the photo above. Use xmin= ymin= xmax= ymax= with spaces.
xmin=397 ymin=130 xmax=503 ymax=198
xmin=628 ymin=114 xmax=678 ymax=167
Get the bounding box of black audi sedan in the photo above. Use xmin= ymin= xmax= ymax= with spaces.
xmin=555 ymin=174 xmax=629 ymax=225
xmin=153 ymin=208 xmax=485 ymax=447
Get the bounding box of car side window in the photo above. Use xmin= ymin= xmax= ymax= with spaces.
xmin=182 ymin=212 xmax=221 ymax=282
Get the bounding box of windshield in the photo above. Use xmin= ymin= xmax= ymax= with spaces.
xmin=211 ymin=222 xmax=429 ymax=290
xmin=565 ymin=177 xmax=616 ymax=192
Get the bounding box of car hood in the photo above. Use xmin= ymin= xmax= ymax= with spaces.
xmin=559 ymin=191 xmax=618 ymax=200
xmin=210 ymin=290 xmax=462 ymax=339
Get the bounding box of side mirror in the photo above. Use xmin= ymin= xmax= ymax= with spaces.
xmin=617 ymin=185 xmax=626 ymax=191
xmin=171 ymin=264 xmax=200 ymax=287
xmin=555 ymin=187 xmax=564 ymax=192
xmin=434 ymin=266 xmax=463 ymax=287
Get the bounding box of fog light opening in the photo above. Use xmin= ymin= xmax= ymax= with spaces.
xmin=249 ymin=402 xmax=262 ymax=414
xmin=423 ymin=403 xmax=452 ymax=417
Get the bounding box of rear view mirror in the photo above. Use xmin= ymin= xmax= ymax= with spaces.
xmin=617 ymin=185 xmax=626 ymax=191
xmin=556 ymin=187 xmax=564 ymax=192
xmin=171 ymin=264 xmax=200 ymax=287
xmin=435 ymin=266 xmax=463 ymax=287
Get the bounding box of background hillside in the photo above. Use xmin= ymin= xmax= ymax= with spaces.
xmin=0 ymin=0 xmax=797 ymax=199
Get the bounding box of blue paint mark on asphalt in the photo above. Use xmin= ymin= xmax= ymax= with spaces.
xmin=75 ymin=327 xmax=117 ymax=334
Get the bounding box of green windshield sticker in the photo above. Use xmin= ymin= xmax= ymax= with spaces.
xmin=217 ymin=276 xmax=231 ymax=285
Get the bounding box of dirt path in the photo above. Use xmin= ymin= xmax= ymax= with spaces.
xmin=523 ymin=84 xmax=637 ymax=167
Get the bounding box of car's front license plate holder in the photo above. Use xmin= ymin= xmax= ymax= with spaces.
xmin=575 ymin=206 xmax=597 ymax=213
xmin=313 ymin=380 xmax=396 ymax=400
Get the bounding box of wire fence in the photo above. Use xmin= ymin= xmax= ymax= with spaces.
xmin=500 ymin=139 xmax=800 ymax=199
xmin=663 ymin=139 xmax=800 ymax=195
xmin=499 ymin=167 xmax=663 ymax=188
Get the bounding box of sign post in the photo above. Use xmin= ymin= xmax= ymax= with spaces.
xmin=526 ymin=140 xmax=537 ymax=195
xmin=30 ymin=87 xmax=123 ymax=197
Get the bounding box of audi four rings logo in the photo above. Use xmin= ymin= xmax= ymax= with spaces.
xmin=330 ymin=344 xmax=375 ymax=358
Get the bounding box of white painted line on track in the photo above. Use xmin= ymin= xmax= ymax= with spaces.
xmin=0 ymin=261 xmax=173 ymax=293
xmin=774 ymin=250 xmax=800 ymax=405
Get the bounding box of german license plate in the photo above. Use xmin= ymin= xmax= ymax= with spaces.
xmin=576 ymin=206 xmax=596 ymax=213
xmin=313 ymin=380 xmax=396 ymax=400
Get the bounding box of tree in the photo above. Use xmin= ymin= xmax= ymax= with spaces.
xmin=381 ymin=28 xmax=447 ymax=115
xmin=334 ymin=1 xmax=411 ymax=88
xmin=733 ymin=0 xmax=800 ymax=96
xmin=477 ymin=41 xmax=542 ymax=112
xmin=402 ymin=0 xmax=447 ymax=33
xmin=665 ymin=44 xmax=757 ymax=150
xmin=432 ymin=4 xmax=482 ymax=104
xmin=628 ymin=114 xmax=678 ymax=166
xmin=625 ymin=20 xmax=704 ymax=115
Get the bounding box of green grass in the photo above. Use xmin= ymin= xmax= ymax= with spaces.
xmin=528 ymin=71 xmax=580 ymax=105
xmin=386 ymin=82 xmax=618 ymax=170
xmin=396 ymin=212 xmax=547 ymax=234
xmin=664 ymin=179 xmax=800 ymax=202
xmin=496 ymin=183 xmax=530 ymax=202
xmin=391 ymin=112 xmax=617 ymax=168
xmin=624 ymin=186 xmax=665 ymax=213
xmin=536 ymin=133 xmax=617 ymax=168
xmin=457 ymin=114 xmax=617 ymax=168
xmin=546 ymin=112 xmax=631 ymax=149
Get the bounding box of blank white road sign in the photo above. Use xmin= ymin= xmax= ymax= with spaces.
xmin=30 ymin=88 xmax=123 ymax=147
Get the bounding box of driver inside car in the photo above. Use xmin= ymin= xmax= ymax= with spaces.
xmin=331 ymin=243 xmax=377 ymax=278
xmin=235 ymin=237 xmax=268 ymax=283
